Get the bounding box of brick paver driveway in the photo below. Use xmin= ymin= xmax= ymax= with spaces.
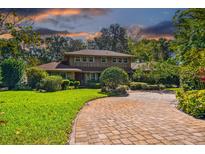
xmin=69 ymin=91 xmax=205 ymax=145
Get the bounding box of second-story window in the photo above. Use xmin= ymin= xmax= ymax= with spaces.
xmin=75 ymin=56 xmax=81 ymax=62
xmin=118 ymin=58 xmax=122 ymax=63
xmin=89 ymin=57 xmax=94 ymax=62
xmin=112 ymin=58 xmax=117 ymax=63
xmin=123 ymin=58 xmax=128 ymax=63
xmin=101 ymin=57 xmax=107 ymax=63
xmin=82 ymin=56 xmax=87 ymax=62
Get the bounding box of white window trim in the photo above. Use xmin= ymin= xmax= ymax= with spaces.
xmin=112 ymin=57 xmax=117 ymax=63
xmin=88 ymin=56 xmax=95 ymax=63
xmin=123 ymin=58 xmax=128 ymax=63
xmin=82 ymin=56 xmax=87 ymax=62
xmin=118 ymin=58 xmax=122 ymax=63
xmin=75 ymin=56 xmax=81 ymax=62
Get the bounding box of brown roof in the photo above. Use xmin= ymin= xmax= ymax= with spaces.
xmin=38 ymin=62 xmax=82 ymax=72
xmin=38 ymin=62 xmax=132 ymax=73
xmin=65 ymin=49 xmax=133 ymax=57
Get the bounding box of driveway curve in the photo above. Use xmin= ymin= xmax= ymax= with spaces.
xmin=69 ymin=91 xmax=205 ymax=145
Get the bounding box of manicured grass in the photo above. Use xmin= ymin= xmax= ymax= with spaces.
xmin=0 ymin=89 xmax=106 ymax=144
xmin=165 ymin=88 xmax=182 ymax=93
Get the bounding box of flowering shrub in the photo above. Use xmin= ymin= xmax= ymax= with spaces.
xmin=177 ymin=90 xmax=205 ymax=118
xmin=198 ymin=67 xmax=205 ymax=83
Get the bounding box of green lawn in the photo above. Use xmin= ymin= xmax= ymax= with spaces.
xmin=0 ymin=89 xmax=106 ymax=144
xmin=165 ymin=87 xmax=182 ymax=93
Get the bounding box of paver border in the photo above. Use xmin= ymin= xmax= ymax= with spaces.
xmin=68 ymin=96 xmax=108 ymax=144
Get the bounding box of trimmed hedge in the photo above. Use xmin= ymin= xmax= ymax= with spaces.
xmin=61 ymin=79 xmax=70 ymax=90
xmin=102 ymin=85 xmax=128 ymax=96
xmin=129 ymin=82 xmax=165 ymax=90
xmin=129 ymin=82 xmax=147 ymax=90
xmin=73 ymin=81 xmax=80 ymax=88
xmin=86 ymin=80 xmax=101 ymax=89
xmin=176 ymin=90 xmax=205 ymax=118
xmin=40 ymin=75 xmax=63 ymax=92
xmin=26 ymin=67 xmax=48 ymax=89
xmin=1 ymin=58 xmax=25 ymax=89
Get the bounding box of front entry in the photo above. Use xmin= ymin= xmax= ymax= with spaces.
xmin=75 ymin=73 xmax=85 ymax=85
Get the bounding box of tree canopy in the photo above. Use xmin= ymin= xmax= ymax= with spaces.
xmin=87 ymin=24 xmax=129 ymax=53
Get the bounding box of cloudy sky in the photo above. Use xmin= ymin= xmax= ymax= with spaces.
xmin=0 ymin=8 xmax=184 ymax=40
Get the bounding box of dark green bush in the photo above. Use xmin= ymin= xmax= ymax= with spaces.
xmin=129 ymin=82 xmax=165 ymax=90
xmin=1 ymin=58 xmax=25 ymax=89
xmin=61 ymin=79 xmax=70 ymax=90
xmin=0 ymin=67 xmax=2 ymax=86
xmin=73 ymin=80 xmax=80 ymax=88
xmin=144 ymin=84 xmax=159 ymax=90
xmin=100 ymin=67 xmax=129 ymax=90
xmin=69 ymin=80 xmax=74 ymax=86
xmin=177 ymin=90 xmax=205 ymax=118
xmin=87 ymin=80 xmax=101 ymax=89
xmin=26 ymin=67 xmax=48 ymax=89
xmin=40 ymin=75 xmax=63 ymax=92
xmin=14 ymin=82 xmax=31 ymax=90
xmin=180 ymin=66 xmax=205 ymax=91
xmin=101 ymin=86 xmax=108 ymax=93
xmin=106 ymin=85 xmax=128 ymax=96
xmin=133 ymin=62 xmax=179 ymax=86
xmin=113 ymin=85 xmax=128 ymax=96
xmin=129 ymin=82 xmax=148 ymax=90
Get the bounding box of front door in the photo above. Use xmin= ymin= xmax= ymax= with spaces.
xmin=75 ymin=73 xmax=85 ymax=85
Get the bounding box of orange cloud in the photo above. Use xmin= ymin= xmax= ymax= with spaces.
xmin=33 ymin=9 xmax=81 ymax=21
xmin=31 ymin=9 xmax=110 ymax=22
xmin=60 ymin=32 xmax=90 ymax=38
xmin=58 ymin=31 xmax=101 ymax=40
xmin=0 ymin=33 xmax=13 ymax=39
xmin=85 ymin=32 xmax=102 ymax=40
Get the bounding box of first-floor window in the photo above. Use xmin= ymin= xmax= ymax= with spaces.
xmin=91 ymin=73 xmax=95 ymax=80
xmin=123 ymin=58 xmax=128 ymax=63
xmin=101 ymin=57 xmax=107 ymax=63
xmin=112 ymin=57 xmax=117 ymax=63
xmin=118 ymin=58 xmax=122 ymax=63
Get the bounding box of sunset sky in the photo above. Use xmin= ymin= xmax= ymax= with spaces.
xmin=0 ymin=8 xmax=185 ymax=40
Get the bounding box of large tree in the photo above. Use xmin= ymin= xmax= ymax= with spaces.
xmin=172 ymin=9 xmax=205 ymax=90
xmin=0 ymin=11 xmax=41 ymax=61
xmin=173 ymin=8 xmax=205 ymax=65
xmin=128 ymin=38 xmax=173 ymax=62
xmin=43 ymin=36 xmax=86 ymax=62
xmin=87 ymin=24 xmax=129 ymax=53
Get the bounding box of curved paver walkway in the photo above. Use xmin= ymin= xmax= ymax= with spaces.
xmin=69 ymin=91 xmax=205 ymax=145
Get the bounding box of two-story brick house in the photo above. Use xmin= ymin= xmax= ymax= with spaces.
xmin=38 ymin=50 xmax=133 ymax=85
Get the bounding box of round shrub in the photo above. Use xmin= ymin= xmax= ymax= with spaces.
xmin=1 ymin=58 xmax=25 ymax=89
xmin=69 ymin=80 xmax=74 ymax=86
xmin=61 ymin=79 xmax=70 ymax=90
xmin=100 ymin=67 xmax=129 ymax=90
xmin=26 ymin=67 xmax=48 ymax=89
xmin=40 ymin=75 xmax=63 ymax=92
xmin=73 ymin=80 xmax=80 ymax=88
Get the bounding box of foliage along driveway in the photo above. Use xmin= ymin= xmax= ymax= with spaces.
xmin=70 ymin=91 xmax=205 ymax=145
